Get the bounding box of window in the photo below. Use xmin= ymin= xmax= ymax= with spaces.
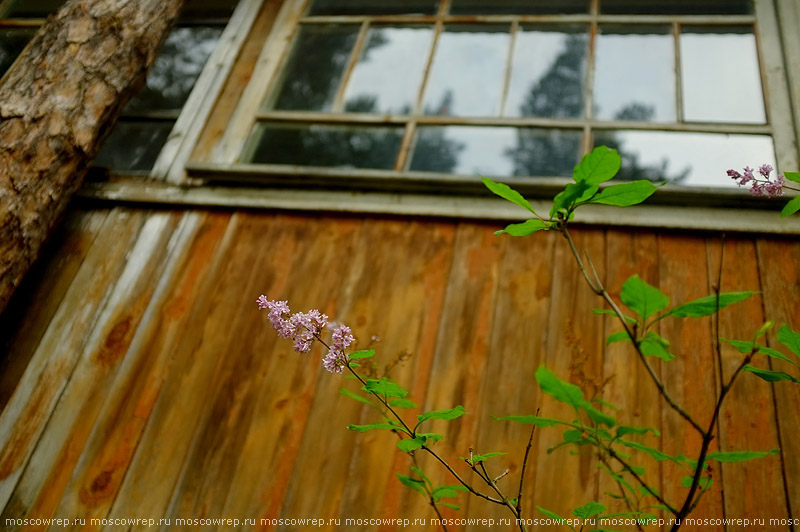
xmin=205 ymin=0 xmax=797 ymax=201
xmin=0 ymin=0 xmax=240 ymax=174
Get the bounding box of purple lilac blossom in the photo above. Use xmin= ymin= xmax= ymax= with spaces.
xmin=323 ymin=324 xmax=355 ymax=374
xmin=728 ymin=164 xmax=784 ymax=198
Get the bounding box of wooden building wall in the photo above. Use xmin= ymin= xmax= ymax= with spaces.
xmin=0 ymin=205 xmax=797 ymax=531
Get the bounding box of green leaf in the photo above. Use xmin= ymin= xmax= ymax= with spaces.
xmin=439 ymin=502 xmax=460 ymax=510
xmin=417 ymin=432 xmax=444 ymax=444
xmin=616 ymin=425 xmax=661 ymax=438
xmin=706 ymin=449 xmax=779 ymax=463
xmin=665 ymin=291 xmax=758 ymax=319
xmin=411 ymin=466 xmax=430 ymax=485
xmin=639 ymin=332 xmax=675 ymax=362
xmin=592 ymin=398 xmax=620 ymax=411
xmin=781 ymin=195 xmax=800 ymax=217
xmin=432 ymin=485 xmax=468 ymax=499
xmin=537 ymin=506 xmax=568 ymax=524
xmin=349 ymin=349 xmax=375 ymax=360
xmin=744 ymin=365 xmax=800 ymax=383
xmin=620 ymin=275 xmax=669 ymax=321
xmin=551 ymin=181 xmax=597 ymax=217
xmin=482 ymin=177 xmax=536 ymax=214
xmin=463 ymin=451 xmax=506 ymax=464
xmin=590 ymin=180 xmax=659 ymax=207
xmin=606 ymin=331 xmax=631 ymax=345
xmin=495 ymin=219 xmax=550 ymax=236
xmin=535 ymin=366 xmax=616 ymax=427
xmin=390 ymin=398 xmax=418 ymax=409
xmin=363 ymin=378 xmax=408 ymax=399
xmin=593 ymin=308 xmax=637 ymax=324
xmin=492 ymin=415 xmax=567 ymax=427
xmin=347 ymin=422 xmax=405 ymax=433
xmin=417 ymin=405 xmax=467 ymax=424
xmin=397 ymin=437 xmax=426 ymax=453
xmin=397 ymin=474 xmax=427 ymax=496
xmin=617 ymin=439 xmax=676 ymax=463
xmin=784 ymin=171 xmax=800 ymax=183
xmin=778 ymin=324 xmax=800 ymax=359
xmin=574 ymin=146 xmax=622 ymax=185
xmin=572 ymin=501 xmax=606 ymax=519
xmin=681 ymin=476 xmax=713 ymax=490
xmin=757 ymin=346 xmax=800 ymax=368
xmin=720 ymin=338 xmax=759 ymax=354
xmin=340 ymin=388 xmax=373 ymax=406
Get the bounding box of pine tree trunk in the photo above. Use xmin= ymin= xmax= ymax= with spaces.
xmin=0 ymin=0 xmax=185 ymax=315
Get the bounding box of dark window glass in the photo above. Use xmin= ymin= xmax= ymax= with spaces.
xmin=450 ymin=0 xmax=588 ymax=14
xmin=0 ymin=28 xmax=35 ymax=77
xmin=125 ymin=26 xmax=223 ymax=112
xmin=4 ymin=0 xmax=65 ymax=17
xmin=268 ymin=24 xmax=360 ymax=112
xmin=309 ymin=0 xmax=439 ymax=16
xmin=180 ymin=0 xmax=240 ymax=19
xmin=594 ymin=25 xmax=675 ymax=122
xmin=594 ymin=130 xmax=775 ymax=186
xmin=248 ymin=123 xmax=404 ymax=170
xmin=600 ymin=0 xmax=751 ymax=15
xmin=505 ymin=25 xmax=587 ymax=119
xmin=94 ymin=122 xmax=173 ymax=172
xmin=410 ymin=126 xmax=581 ymax=177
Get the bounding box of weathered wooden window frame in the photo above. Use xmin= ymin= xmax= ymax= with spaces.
xmin=75 ymin=0 xmax=800 ymax=234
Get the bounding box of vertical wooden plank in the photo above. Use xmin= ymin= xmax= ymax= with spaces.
xmin=599 ymin=230 xmax=662 ymax=519
xmin=468 ymin=229 xmax=557 ymax=525
xmin=0 ymin=208 xmax=109 ymax=411
xmin=709 ymin=237 xmax=787 ymax=528
xmin=756 ymin=237 xmax=800 ymax=524
xmin=1 ymin=211 xmax=185 ymax=530
xmin=657 ymin=235 xmax=722 ymax=532
xmin=531 ymin=228 xmax=606 ymax=519
xmin=44 ymin=212 xmax=210 ymax=529
xmin=399 ymin=222 xmax=504 ymax=530
xmin=0 ymin=209 xmax=148 ymax=513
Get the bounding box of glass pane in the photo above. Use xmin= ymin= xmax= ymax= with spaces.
xmin=309 ymin=0 xmax=439 ymax=15
xmin=5 ymin=0 xmax=65 ymax=17
xmin=504 ymin=25 xmax=587 ymax=118
xmin=180 ymin=0 xmax=239 ymax=19
xmin=94 ymin=122 xmax=173 ymax=172
xmin=247 ymin=123 xmax=403 ymax=170
xmin=450 ymin=0 xmax=588 ymax=14
xmin=409 ymin=126 xmax=580 ymax=177
xmin=0 ymin=28 xmax=34 ymax=77
xmin=594 ymin=130 xmax=776 ymax=187
xmin=125 ymin=26 xmax=222 ymax=112
xmin=422 ymin=25 xmax=509 ymax=117
xmin=681 ymin=27 xmax=765 ymax=124
xmin=601 ymin=0 xmax=751 ymax=15
xmin=342 ymin=26 xmax=433 ymax=114
xmin=267 ymin=25 xmax=360 ymax=112
xmin=594 ymin=26 xmax=675 ymax=122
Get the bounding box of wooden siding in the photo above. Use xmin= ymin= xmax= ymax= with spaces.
xmin=0 ymin=206 xmax=798 ymax=531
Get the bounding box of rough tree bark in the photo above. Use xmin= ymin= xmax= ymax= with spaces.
xmin=0 ymin=0 xmax=186 ymax=315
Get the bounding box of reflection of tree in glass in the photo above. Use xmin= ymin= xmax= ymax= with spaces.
xmin=94 ymin=123 xmax=172 ymax=172
xmin=0 ymin=29 xmax=35 ymax=78
xmin=271 ymin=25 xmax=360 ymax=111
xmin=125 ymin=26 xmax=222 ymax=112
xmin=507 ymin=32 xmax=688 ymax=182
xmin=410 ymin=91 xmax=465 ymax=173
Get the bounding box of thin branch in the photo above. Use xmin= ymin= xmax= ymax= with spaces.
xmin=516 ymin=409 xmax=539 ymax=516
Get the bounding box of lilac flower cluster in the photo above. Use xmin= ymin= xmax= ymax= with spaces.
xmin=257 ymin=295 xmax=354 ymax=373
xmin=728 ymin=164 xmax=785 ymax=197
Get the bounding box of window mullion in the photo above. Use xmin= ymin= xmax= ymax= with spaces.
xmin=498 ymin=18 xmax=519 ymax=117
xmin=674 ymin=21 xmax=683 ymax=122
xmin=331 ymin=19 xmax=370 ymax=112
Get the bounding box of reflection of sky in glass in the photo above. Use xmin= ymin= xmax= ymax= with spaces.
xmin=422 ymin=26 xmax=509 ymax=116
xmin=343 ymin=26 xmax=433 ymax=114
xmin=505 ymin=26 xmax=587 ymax=118
xmin=594 ymin=27 xmax=675 ymax=122
xmin=450 ymin=0 xmax=588 ymax=14
xmin=594 ymin=130 xmax=775 ymax=187
xmin=309 ymin=0 xmax=439 ymax=15
xmin=126 ymin=26 xmax=222 ymax=112
xmin=411 ymin=126 xmax=517 ymax=175
xmin=681 ymin=28 xmax=765 ymax=124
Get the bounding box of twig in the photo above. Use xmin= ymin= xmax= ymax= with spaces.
xmin=515 ymin=408 xmax=539 ymax=516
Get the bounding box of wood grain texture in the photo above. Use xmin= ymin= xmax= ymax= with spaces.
xmin=0 ymin=211 xmax=796 ymax=532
